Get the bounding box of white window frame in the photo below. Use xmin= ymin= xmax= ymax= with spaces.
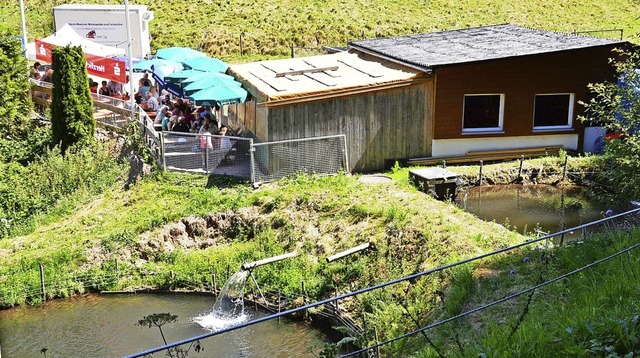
xmin=532 ymin=93 xmax=574 ymax=131
xmin=462 ymin=94 xmax=505 ymax=134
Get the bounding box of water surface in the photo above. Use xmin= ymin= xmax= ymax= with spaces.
xmin=457 ymin=185 xmax=608 ymax=236
xmin=0 ymin=293 xmax=334 ymax=358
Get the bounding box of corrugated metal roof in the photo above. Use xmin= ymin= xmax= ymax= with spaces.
xmin=349 ymin=24 xmax=626 ymax=70
xmin=228 ymin=51 xmax=423 ymax=101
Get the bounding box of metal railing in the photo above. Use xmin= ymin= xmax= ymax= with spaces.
xmin=30 ymin=81 xmax=349 ymax=182
xmin=125 ymin=207 xmax=640 ymax=357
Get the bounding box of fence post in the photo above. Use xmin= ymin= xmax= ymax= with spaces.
xmin=478 ymin=160 xmax=483 ymax=186
xmin=249 ymin=139 xmax=256 ymax=184
xmin=518 ymin=155 xmax=524 ymax=179
xmin=374 ymin=326 xmax=380 ymax=357
xmin=562 ymin=155 xmax=568 ymax=180
xmin=212 ymin=273 xmax=217 ymax=295
xmin=341 ymin=135 xmax=350 ymax=174
xmin=277 ymin=290 xmax=281 ymax=324
xmin=252 ymin=284 xmax=258 ymax=310
xmin=160 ymin=132 xmax=166 ymax=171
xmin=301 ymin=280 xmax=307 ymax=319
xmin=39 ymin=262 xmax=46 ymax=302
xmin=291 ymin=44 xmax=295 ymax=58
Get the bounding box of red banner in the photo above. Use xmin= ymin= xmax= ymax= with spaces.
xmin=34 ymin=39 xmax=126 ymax=83
xmin=35 ymin=40 xmax=53 ymax=63
xmin=84 ymin=53 xmax=126 ymax=83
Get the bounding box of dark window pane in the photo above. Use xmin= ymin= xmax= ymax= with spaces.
xmin=534 ymin=94 xmax=571 ymax=127
xmin=463 ymin=95 xmax=501 ymax=129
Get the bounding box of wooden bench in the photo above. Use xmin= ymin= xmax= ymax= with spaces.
xmin=407 ymin=146 xmax=564 ymax=166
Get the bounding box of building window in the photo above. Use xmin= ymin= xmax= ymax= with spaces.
xmin=533 ymin=93 xmax=574 ymax=130
xmin=462 ymin=94 xmax=504 ymax=133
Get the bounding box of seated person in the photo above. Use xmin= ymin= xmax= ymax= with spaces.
xmin=98 ymin=81 xmax=111 ymax=96
xmin=143 ymin=91 xmax=159 ymax=112
xmin=171 ymin=116 xmax=190 ymax=133
xmin=107 ymin=80 xmax=123 ymax=97
xmin=89 ymin=81 xmax=99 ymax=93
xmin=138 ymin=78 xmax=151 ymax=97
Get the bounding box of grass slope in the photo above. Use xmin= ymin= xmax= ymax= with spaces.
xmin=1 ymin=0 xmax=639 ymax=62
xmin=1 ymin=150 xmax=637 ymax=356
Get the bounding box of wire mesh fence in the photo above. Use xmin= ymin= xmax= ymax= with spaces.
xmin=252 ymin=134 xmax=348 ymax=183
xmin=160 ymin=132 xmax=253 ymax=177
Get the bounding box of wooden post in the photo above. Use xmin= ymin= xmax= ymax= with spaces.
xmin=227 ymin=264 xmax=230 ymax=281
xmin=374 ymin=326 xmax=380 ymax=357
xmin=562 ymin=155 xmax=568 ymax=180
xmin=39 ymin=262 xmax=46 ymax=302
xmin=559 ymin=223 xmax=566 ymax=247
xmin=362 ymin=312 xmax=367 ymax=338
xmin=212 ymin=273 xmax=217 ymax=295
xmin=301 ymin=280 xmax=307 ymax=319
xmin=291 ymin=45 xmax=295 ymax=58
xmin=277 ymin=290 xmax=281 ymax=324
xmin=518 ymin=155 xmax=524 ymax=179
xmin=478 ymin=160 xmax=483 ymax=186
xmin=252 ymin=284 xmax=258 ymax=310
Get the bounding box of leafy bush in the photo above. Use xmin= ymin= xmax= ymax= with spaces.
xmin=0 ymin=141 xmax=126 ymax=238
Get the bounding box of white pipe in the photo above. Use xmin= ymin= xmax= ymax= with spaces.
xmin=326 ymin=242 xmax=371 ymax=263
xmin=241 ymin=251 xmax=298 ymax=270
xmin=124 ymin=0 xmax=135 ymax=108
xmin=19 ymin=0 xmax=28 ymax=57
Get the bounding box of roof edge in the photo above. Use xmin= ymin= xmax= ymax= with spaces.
xmin=347 ymin=45 xmax=433 ymax=74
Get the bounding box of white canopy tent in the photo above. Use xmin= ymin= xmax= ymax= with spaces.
xmin=25 ymin=23 xmax=125 ymax=62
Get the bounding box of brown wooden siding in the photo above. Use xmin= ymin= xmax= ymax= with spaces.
xmin=433 ymin=45 xmax=621 ymax=146
xmin=266 ymin=80 xmax=433 ymax=172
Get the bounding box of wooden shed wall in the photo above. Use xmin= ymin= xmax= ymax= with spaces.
xmin=265 ymin=80 xmax=433 ymax=172
xmin=433 ymin=45 xmax=620 ymax=147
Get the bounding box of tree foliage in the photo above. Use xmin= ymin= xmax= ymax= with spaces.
xmin=581 ymin=50 xmax=640 ymax=201
xmin=50 ymin=45 xmax=94 ymax=154
xmin=0 ymin=29 xmax=32 ymax=144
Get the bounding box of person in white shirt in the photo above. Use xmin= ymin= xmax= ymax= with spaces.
xmin=107 ymin=80 xmax=124 ymax=96
xmin=143 ymin=92 xmax=159 ymax=111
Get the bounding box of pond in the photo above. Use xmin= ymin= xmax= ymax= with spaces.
xmin=456 ymin=185 xmax=610 ymax=237
xmin=0 ymin=293 xmax=336 ymax=358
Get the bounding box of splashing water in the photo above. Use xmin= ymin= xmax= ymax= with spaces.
xmin=194 ymin=270 xmax=250 ymax=331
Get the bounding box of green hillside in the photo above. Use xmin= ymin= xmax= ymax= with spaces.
xmin=2 ymin=0 xmax=639 ymax=62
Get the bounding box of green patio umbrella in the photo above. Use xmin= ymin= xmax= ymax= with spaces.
xmin=156 ymin=47 xmax=207 ymax=63
xmin=180 ymin=71 xmax=236 ymax=89
xmin=183 ymin=77 xmax=242 ymax=96
xmin=188 ymin=85 xmax=248 ymax=106
xmin=182 ymin=57 xmax=228 ymax=73
xmin=163 ymin=69 xmax=207 ymax=84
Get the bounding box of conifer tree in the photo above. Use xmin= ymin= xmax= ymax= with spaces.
xmin=0 ymin=29 xmax=31 ymax=141
xmin=50 ymin=46 xmax=94 ymax=154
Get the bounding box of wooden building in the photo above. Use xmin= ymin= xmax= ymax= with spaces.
xmin=228 ymin=24 xmax=628 ymax=172
xmin=350 ymin=24 xmax=628 ymax=158
xmin=228 ymin=51 xmax=432 ymax=172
